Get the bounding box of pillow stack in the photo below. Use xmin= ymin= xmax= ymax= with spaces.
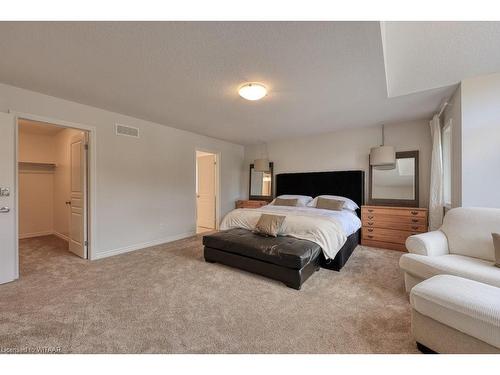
xmin=315 ymin=197 xmax=345 ymax=211
xmin=271 ymin=195 xmax=313 ymax=207
xmin=307 ymin=195 xmax=359 ymax=211
xmin=273 ymin=198 xmax=298 ymax=207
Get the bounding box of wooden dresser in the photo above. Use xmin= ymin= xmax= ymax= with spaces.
xmin=361 ymin=205 xmax=428 ymax=251
xmin=235 ymin=200 xmax=269 ymax=209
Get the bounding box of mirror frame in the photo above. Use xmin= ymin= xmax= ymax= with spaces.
xmin=369 ymin=150 xmax=419 ymax=207
xmin=249 ymin=162 xmax=274 ymax=202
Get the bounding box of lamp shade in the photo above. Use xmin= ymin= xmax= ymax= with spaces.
xmin=254 ymin=158 xmax=270 ymax=172
xmin=370 ymin=146 xmax=396 ymax=168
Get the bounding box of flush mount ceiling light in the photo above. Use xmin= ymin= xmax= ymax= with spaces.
xmin=238 ymin=82 xmax=267 ymax=101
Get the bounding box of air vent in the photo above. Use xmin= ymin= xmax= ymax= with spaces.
xmin=116 ymin=124 xmax=139 ymax=138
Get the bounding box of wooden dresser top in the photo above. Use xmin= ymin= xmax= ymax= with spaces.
xmin=362 ymin=205 xmax=428 ymax=211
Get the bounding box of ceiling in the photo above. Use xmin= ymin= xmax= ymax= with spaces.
xmin=18 ymin=119 xmax=65 ymax=135
xmin=0 ymin=22 xmax=498 ymax=145
xmin=382 ymin=22 xmax=500 ymax=97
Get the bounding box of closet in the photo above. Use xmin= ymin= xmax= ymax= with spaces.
xmin=18 ymin=119 xmax=87 ymax=258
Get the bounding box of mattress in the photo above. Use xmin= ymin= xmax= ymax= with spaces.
xmin=258 ymin=205 xmax=361 ymax=236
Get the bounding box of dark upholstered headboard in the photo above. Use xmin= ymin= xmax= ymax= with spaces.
xmin=275 ymin=170 xmax=365 ymax=216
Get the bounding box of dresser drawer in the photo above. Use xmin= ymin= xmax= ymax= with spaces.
xmin=363 ymin=220 xmax=426 ymax=232
xmin=362 ymin=227 xmax=420 ymax=245
xmin=362 ymin=213 xmax=427 ymax=226
xmin=361 ymin=239 xmax=407 ymax=252
xmin=362 ymin=206 xmax=427 ymax=218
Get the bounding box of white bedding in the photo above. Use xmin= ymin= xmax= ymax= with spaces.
xmin=219 ymin=205 xmax=361 ymax=260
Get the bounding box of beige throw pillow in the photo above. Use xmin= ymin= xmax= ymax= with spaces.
xmin=255 ymin=214 xmax=286 ymax=237
xmin=316 ymin=197 xmax=345 ymax=211
xmin=273 ymin=198 xmax=298 ymax=207
xmin=492 ymin=233 xmax=500 ymax=267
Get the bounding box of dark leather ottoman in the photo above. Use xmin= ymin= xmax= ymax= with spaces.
xmin=203 ymin=228 xmax=322 ymax=290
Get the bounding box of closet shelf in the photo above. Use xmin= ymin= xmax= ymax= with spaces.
xmin=18 ymin=161 xmax=57 ymax=168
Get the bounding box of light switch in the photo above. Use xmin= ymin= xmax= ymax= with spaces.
xmin=0 ymin=187 xmax=10 ymax=197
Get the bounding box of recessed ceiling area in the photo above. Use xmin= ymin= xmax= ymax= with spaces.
xmin=0 ymin=22 xmax=497 ymax=145
xmin=382 ymin=21 xmax=500 ymax=97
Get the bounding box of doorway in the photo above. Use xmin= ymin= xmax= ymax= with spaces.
xmin=17 ymin=118 xmax=89 ymax=262
xmin=196 ymin=151 xmax=218 ymax=234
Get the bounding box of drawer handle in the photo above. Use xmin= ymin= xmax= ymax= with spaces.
xmin=367 ymin=235 xmax=373 ymax=239
xmin=411 ymin=211 xmax=418 ymax=215
xmin=367 ymin=222 xmax=374 ymax=226
xmin=411 ymin=219 xmax=419 ymax=223
xmin=368 ymin=209 xmax=374 ymax=213
xmin=367 ymin=215 xmax=374 ymax=219
xmin=367 ymin=228 xmax=374 ymax=232
xmin=411 ymin=226 xmax=418 ymax=230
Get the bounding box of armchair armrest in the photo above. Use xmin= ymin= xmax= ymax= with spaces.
xmin=405 ymin=230 xmax=449 ymax=256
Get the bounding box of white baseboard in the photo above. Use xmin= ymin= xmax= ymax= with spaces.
xmin=91 ymin=231 xmax=197 ymax=260
xmin=53 ymin=231 xmax=70 ymax=242
xmin=19 ymin=230 xmax=54 ymax=239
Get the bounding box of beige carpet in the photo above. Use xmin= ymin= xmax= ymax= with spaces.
xmin=0 ymin=234 xmax=418 ymax=353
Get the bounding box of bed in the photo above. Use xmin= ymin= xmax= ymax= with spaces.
xmin=203 ymin=170 xmax=365 ymax=289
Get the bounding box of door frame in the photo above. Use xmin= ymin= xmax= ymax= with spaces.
xmin=11 ymin=111 xmax=97 ymax=269
xmin=195 ymin=149 xmax=220 ymax=230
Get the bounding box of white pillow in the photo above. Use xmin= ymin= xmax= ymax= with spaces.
xmin=307 ymin=195 xmax=359 ymax=211
xmin=270 ymin=195 xmax=313 ymax=207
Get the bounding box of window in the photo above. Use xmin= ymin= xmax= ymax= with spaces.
xmin=442 ymin=119 xmax=452 ymax=207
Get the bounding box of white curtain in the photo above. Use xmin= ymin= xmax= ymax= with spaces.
xmin=429 ymin=114 xmax=444 ymax=230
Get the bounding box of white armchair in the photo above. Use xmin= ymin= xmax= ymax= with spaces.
xmin=400 ymin=207 xmax=500 ymax=292
xmin=405 ymin=231 xmax=449 ymax=257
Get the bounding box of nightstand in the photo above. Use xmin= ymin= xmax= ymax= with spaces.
xmin=235 ymin=200 xmax=269 ymax=209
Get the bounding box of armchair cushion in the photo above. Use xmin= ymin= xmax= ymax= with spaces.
xmin=441 ymin=208 xmax=500 ymax=262
xmin=405 ymin=230 xmax=449 ymax=256
xmin=410 ymin=275 xmax=500 ymax=349
xmin=400 ymin=253 xmax=500 ymax=288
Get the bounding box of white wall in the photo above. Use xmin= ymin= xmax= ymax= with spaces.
xmin=18 ymin=171 xmax=54 ymax=238
xmin=18 ymin=130 xmax=56 ymax=163
xmin=244 ymin=120 xmax=432 ymax=207
xmin=0 ymin=83 xmax=244 ymax=259
xmin=18 ymin=131 xmax=55 ymax=238
xmin=460 ymin=73 xmax=500 ymax=208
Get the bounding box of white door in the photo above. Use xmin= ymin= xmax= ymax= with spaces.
xmin=0 ymin=113 xmax=17 ymax=284
xmin=197 ymin=154 xmax=216 ymax=229
xmin=68 ymin=132 xmax=87 ymax=258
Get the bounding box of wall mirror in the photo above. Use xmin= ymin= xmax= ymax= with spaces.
xmin=369 ymin=151 xmax=419 ymax=207
xmin=249 ymin=162 xmax=273 ymax=201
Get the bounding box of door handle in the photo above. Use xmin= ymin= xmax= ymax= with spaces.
xmin=0 ymin=206 xmax=10 ymax=213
